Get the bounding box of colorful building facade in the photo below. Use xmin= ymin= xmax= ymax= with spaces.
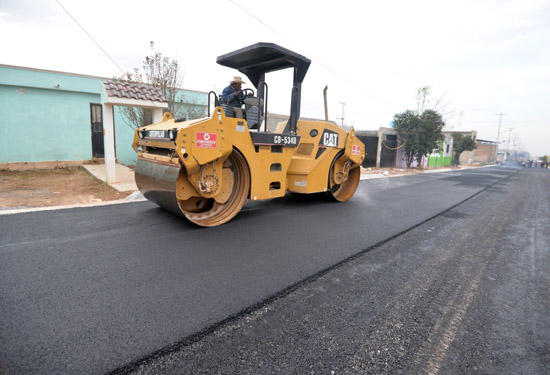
xmin=0 ymin=65 xmax=207 ymax=166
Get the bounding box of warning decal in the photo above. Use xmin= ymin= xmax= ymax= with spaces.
xmin=196 ymin=132 xmax=217 ymax=148
xmin=352 ymin=145 xmax=361 ymax=155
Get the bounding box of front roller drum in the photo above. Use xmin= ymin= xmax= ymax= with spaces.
xmin=178 ymin=151 xmax=250 ymax=227
xmin=136 ymin=151 xmax=250 ymax=227
xmin=135 ymin=158 xmax=185 ymax=218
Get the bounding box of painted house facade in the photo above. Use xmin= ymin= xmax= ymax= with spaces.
xmin=359 ymin=128 xmax=480 ymax=169
xmin=428 ymin=135 xmax=454 ymax=167
xmin=0 ymin=65 xmax=207 ymax=167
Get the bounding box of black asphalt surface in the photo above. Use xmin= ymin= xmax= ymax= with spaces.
xmin=126 ymin=167 xmax=550 ymax=375
xmin=0 ymin=166 xmax=525 ymax=374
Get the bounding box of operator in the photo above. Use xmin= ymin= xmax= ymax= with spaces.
xmin=221 ymin=76 xmax=251 ymax=118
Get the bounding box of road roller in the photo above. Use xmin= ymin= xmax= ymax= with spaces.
xmin=133 ymin=42 xmax=365 ymax=227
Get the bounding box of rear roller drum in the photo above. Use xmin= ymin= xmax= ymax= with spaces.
xmin=178 ymin=151 xmax=250 ymax=227
xmin=329 ymin=156 xmax=361 ymax=202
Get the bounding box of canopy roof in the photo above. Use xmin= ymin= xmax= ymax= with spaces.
xmin=103 ymin=81 xmax=166 ymax=102
xmin=216 ymin=42 xmax=311 ymax=88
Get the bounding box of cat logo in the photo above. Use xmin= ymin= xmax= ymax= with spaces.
xmin=319 ymin=129 xmax=339 ymax=147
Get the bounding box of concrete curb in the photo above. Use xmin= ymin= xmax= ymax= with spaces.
xmin=423 ymin=168 xmax=452 ymax=174
xmin=0 ymin=193 xmax=146 ymax=216
xmin=359 ymin=165 xmax=492 ymax=180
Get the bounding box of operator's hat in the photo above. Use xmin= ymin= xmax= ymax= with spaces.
xmin=230 ymin=76 xmax=245 ymax=84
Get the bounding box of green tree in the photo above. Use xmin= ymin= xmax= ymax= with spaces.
xmin=393 ymin=109 xmax=445 ymax=168
xmin=451 ymin=132 xmax=476 ymax=166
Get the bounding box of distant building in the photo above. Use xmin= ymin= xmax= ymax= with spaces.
xmin=357 ymin=128 xmax=486 ymax=168
xmin=357 ymin=128 xmax=403 ymax=168
xmin=0 ymin=64 xmax=207 ymax=167
xmin=459 ymin=138 xmax=496 ymax=165
xmin=427 ymin=132 xmax=457 ymax=167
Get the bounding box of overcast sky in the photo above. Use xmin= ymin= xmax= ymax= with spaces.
xmin=1 ymin=0 xmax=549 ymax=156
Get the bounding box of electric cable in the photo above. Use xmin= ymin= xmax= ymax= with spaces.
xmin=228 ymin=0 xmax=398 ymax=109
xmin=383 ymin=140 xmax=406 ymax=150
xmin=55 ymin=0 xmax=125 ymax=74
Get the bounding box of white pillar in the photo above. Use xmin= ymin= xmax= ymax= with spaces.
xmin=376 ymin=129 xmax=383 ymax=168
xmin=103 ymin=104 xmax=117 ymax=183
xmin=153 ymin=108 xmax=164 ymax=123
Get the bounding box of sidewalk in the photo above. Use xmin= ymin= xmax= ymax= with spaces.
xmin=359 ymin=165 xmax=488 ymax=180
xmin=82 ymin=163 xmax=138 ymax=192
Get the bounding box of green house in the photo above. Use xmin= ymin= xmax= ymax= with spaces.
xmin=0 ymin=64 xmax=207 ymax=167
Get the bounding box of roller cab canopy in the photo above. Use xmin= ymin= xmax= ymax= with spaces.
xmin=216 ymin=42 xmax=311 ymax=88
xmin=216 ymin=42 xmax=312 ymax=133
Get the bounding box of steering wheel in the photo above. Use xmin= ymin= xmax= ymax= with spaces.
xmin=239 ymin=88 xmax=255 ymax=101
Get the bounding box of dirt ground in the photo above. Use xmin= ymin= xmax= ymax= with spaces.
xmin=0 ymin=167 xmax=132 ymax=210
xmin=361 ymin=166 xmax=426 ymax=176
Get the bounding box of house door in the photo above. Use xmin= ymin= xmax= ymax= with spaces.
xmin=90 ymin=104 xmax=104 ymax=158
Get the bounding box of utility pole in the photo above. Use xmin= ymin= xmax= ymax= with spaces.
xmin=338 ymin=101 xmax=346 ymax=126
xmin=506 ymin=128 xmax=514 ymax=150
xmin=495 ymin=113 xmax=507 ymax=164
xmin=506 ymin=127 xmax=514 ymax=163
xmin=512 ymin=134 xmax=518 ymax=160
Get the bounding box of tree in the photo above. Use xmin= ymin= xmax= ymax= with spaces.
xmin=451 ymin=133 xmax=476 ymax=166
xmin=117 ymin=42 xmax=204 ymax=129
xmin=393 ymin=109 xmax=445 ymax=168
xmin=393 ymin=110 xmax=421 ymax=168
xmin=416 ymin=85 xmax=450 ymax=117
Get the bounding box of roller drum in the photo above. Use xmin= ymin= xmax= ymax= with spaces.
xmin=135 ymin=151 xmax=250 ymax=227
xmin=135 ymin=159 xmax=184 ymax=217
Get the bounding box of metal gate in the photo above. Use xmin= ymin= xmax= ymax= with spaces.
xmin=90 ymin=104 xmax=104 ymax=158
xmin=357 ymin=136 xmax=378 ymax=167
xmin=380 ymin=135 xmax=397 ymax=168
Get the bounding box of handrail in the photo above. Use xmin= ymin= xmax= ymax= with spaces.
xmin=261 ymin=82 xmax=268 ymax=132
xmin=207 ymin=91 xmax=220 ymax=117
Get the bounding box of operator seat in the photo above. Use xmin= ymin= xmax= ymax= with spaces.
xmin=244 ymin=97 xmax=264 ymax=130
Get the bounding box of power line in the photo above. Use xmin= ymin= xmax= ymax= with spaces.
xmin=55 ymin=0 xmax=125 ymax=74
xmin=228 ymin=0 xmax=398 ymax=109
xmin=228 ymin=0 xmax=291 ymax=45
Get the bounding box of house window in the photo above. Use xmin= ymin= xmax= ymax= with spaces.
xmin=446 ymin=144 xmax=450 ymax=153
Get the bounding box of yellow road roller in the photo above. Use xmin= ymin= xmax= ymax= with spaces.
xmin=133 ymin=43 xmax=365 ymax=227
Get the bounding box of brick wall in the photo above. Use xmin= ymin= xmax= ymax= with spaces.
xmin=460 ymin=143 xmax=496 ymax=164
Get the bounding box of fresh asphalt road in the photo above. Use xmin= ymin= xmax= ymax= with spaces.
xmin=0 ymin=166 xmax=520 ymax=374
xmin=128 ymin=166 xmax=550 ymax=375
